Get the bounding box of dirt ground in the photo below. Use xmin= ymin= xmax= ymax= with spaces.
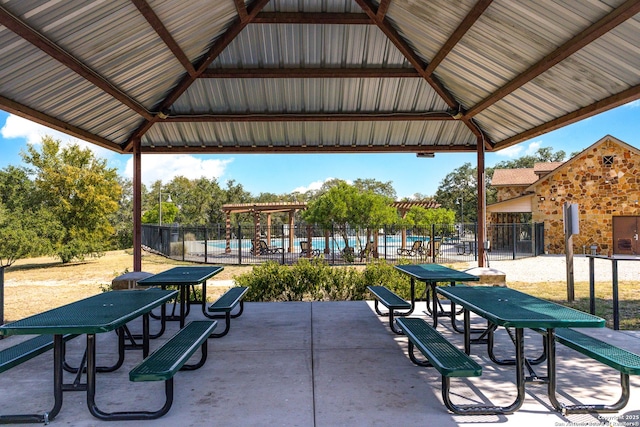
xmin=1 ymin=250 xmax=252 ymax=322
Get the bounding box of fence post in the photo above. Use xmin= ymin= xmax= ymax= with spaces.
xmin=383 ymin=226 xmax=387 ymax=261
xmin=431 ymin=223 xmax=436 ymax=262
xmin=512 ymin=223 xmax=517 ymax=260
xmin=473 ymin=223 xmax=478 ymax=261
xmin=181 ymin=226 xmax=185 ymax=262
xmin=237 ymin=224 xmax=242 ymax=265
xmin=331 ymin=223 xmax=335 ymax=265
xmin=281 ymin=224 xmax=285 ymax=265
xmin=204 ymin=227 xmax=208 ymax=263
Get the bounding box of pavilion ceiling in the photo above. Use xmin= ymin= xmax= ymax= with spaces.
xmin=1 ymin=0 xmax=639 ymax=155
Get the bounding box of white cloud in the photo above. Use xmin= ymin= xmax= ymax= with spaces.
xmin=1 ymin=114 xmax=116 ymax=160
xmin=292 ymin=177 xmax=353 ymax=193
xmin=496 ymin=140 xmax=542 ymax=158
xmin=626 ymin=100 xmax=640 ymax=108
xmin=292 ymin=178 xmax=331 ymax=193
xmin=125 ymin=154 xmax=232 ymax=185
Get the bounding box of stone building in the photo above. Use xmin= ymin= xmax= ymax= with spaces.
xmin=487 ymin=135 xmax=640 ymax=255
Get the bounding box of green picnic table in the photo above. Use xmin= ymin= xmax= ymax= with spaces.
xmin=0 ymin=288 xmax=177 ymax=423
xmin=436 ymin=285 xmax=605 ymax=414
xmin=136 ymin=266 xmax=224 ymax=328
xmin=394 ymin=264 xmax=479 ymax=329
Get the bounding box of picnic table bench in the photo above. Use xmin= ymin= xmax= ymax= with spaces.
xmin=207 ymin=286 xmax=249 ymax=338
xmin=396 ymin=318 xmax=485 ymax=415
xmin=0 ymin=334 xmax=79 ymax=423
xmin=535 ymin=327 xmax=640 ymax=414
xmin=367 ymin=286 xmax=411 ymax=334
xmin=102 ymin=320 xmax=218 ymax=421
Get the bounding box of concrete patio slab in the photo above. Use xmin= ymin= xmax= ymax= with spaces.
xmin=1 ymin=299 xmax=639 ymax=427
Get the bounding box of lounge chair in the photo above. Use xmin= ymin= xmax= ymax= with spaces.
xmin=397 ymin=240 xmax=424 ymax=257
xmin=427 ymin=240 xmax=441 ymax=257
xmin=252 ymin=240 xmax=284 ymax=255
xmin=300 ymin=240 xmax=320 ymax=257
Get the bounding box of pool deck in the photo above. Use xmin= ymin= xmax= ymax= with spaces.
xmin=1 ymin=300 xmax=639 ymax=426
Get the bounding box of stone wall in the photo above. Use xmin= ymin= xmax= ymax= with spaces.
xmin=496 ymin=186 xmax=528 ymax=202
xmin=532 ymin=138 xmax=640 ymax=254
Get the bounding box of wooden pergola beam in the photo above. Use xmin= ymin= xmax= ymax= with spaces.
xmin=466 ymin=0 xmax=640 ymax=119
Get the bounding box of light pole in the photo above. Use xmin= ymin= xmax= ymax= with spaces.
xmin=159 ymin=191 xmax=172 ymax=226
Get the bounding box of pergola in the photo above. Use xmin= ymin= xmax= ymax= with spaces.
xmin=1 ymin=1 xmax=639 ymax=269
xmin=221 ymin=202 xmax=307 ymax=254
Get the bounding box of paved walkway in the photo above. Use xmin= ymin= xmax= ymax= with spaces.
xmin=1 ymin=300 xmax=639 ymax=426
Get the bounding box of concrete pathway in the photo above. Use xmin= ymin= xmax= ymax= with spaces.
xmin=1 ymin=300 xmax=639 ymax=426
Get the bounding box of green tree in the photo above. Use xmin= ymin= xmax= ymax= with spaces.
xmin=404 ymin=206 xmax=455 ymax=229
xmin=21 ymin=136 xmax=121 ymax=263
xmin=434 ymin=162 xmax=488 ymax=222
xmin=302 ymin=182 xmax=397 ymax=251
xmin=494 ymin=146 xmax=566 ymax=169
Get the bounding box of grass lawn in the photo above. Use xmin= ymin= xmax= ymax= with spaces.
xmin=2 ymin=250 xmax=638 ymax=330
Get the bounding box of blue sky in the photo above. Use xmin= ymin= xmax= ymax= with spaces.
xmin=1 ymin=101 xmax=638 ymax=199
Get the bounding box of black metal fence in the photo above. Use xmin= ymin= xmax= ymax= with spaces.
xmin=142 ymin=222 xmax=543 ymax=266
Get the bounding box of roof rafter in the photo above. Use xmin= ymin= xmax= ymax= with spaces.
xmin=252 ymin=12 xmax=372 ymax=24
xmin=131 ymin=0 xmax=196 ymax=77
xmin=140 ymin=145 xmax=477 ymax=154
xmin=163 ymin=112 xmax=455 ymax=122
xmin=353 ymin=0 xmax=491 ymax=146
xmin=0 ymin=5 xmax=153 ymax=121
xmin=123 ymin=0 xmax=272 ymax=152
xmin=234 ymin=0 xmax=249 ymax=23
xmin=424 ymin=0 xmax=494 ymax=76
xmin=0 ymin=95 xmax=124 ymax=152
xmin=200 ymin=67 xmax=420 ymax=78
xmin=496 ymin=83 xmax=640 ymax=150
xmin=466 ymin=0 xmax=640 ymax=119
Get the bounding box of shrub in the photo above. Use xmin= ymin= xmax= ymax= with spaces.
xmin=235 ymin=258 xmax=412 ymax=302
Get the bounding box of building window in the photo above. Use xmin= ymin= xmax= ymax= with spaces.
xmin=603 ymin=155 xmax=614 ymax=166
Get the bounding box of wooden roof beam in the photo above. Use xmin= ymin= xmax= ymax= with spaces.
xmin=352 ymin=0 xmax=491 ymax=146
xmin=162 ymin=112 xmax=455 ymax=122
xmin=200 ymin=68 xmax=421 ymax=78
xmin=466 ymin=0 xmax=640 ymax=119
xmin=424 ymin=0 xmax=493 ymax=76
xmin=0 ymin=5 xmax=152 ymax=121
xmin=0 ymin=95 xmax=124 ymax=153
xmin=123 ymin=0 xmax=272 ymax=152
xmin=131 ymin=0 xmax=196 ymax=77
xmin=139 ymin=145 xmax=478 ymax=154
xmin=252 ymin=12 xmax=372 ymax=24
xmin=496 ymin=83 xmax=640 ymax=150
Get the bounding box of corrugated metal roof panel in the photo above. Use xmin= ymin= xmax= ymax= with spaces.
xmin=142 ymin=120 xmax=474 ymax=148
xmin=175 ymin=77 xmax=448 ymax=114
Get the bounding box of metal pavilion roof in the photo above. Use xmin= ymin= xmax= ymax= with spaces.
xmin=1 ymin=0 xmax=639 ymax=156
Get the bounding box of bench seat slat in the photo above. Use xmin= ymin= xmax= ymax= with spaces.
xmin=130 ymin=321 xmax=216 ymax=382
xmin=0 ymin=334 xmax=77 ymax=373
xmin=208 ymin=286 xmax=248 ymax=312
xmin=397 ymin=317 xmax=482 ymax=377
xmin=553 ymin=328 xmax=640 ymax=376
xmin=367 ymin=286 xmax=411 ymax=310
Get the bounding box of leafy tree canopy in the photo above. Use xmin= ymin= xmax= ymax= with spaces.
xmin=20 ymin=136 xmax=121 ymax=263
xmin=493 ymin=146 xmax=566 ymax=169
